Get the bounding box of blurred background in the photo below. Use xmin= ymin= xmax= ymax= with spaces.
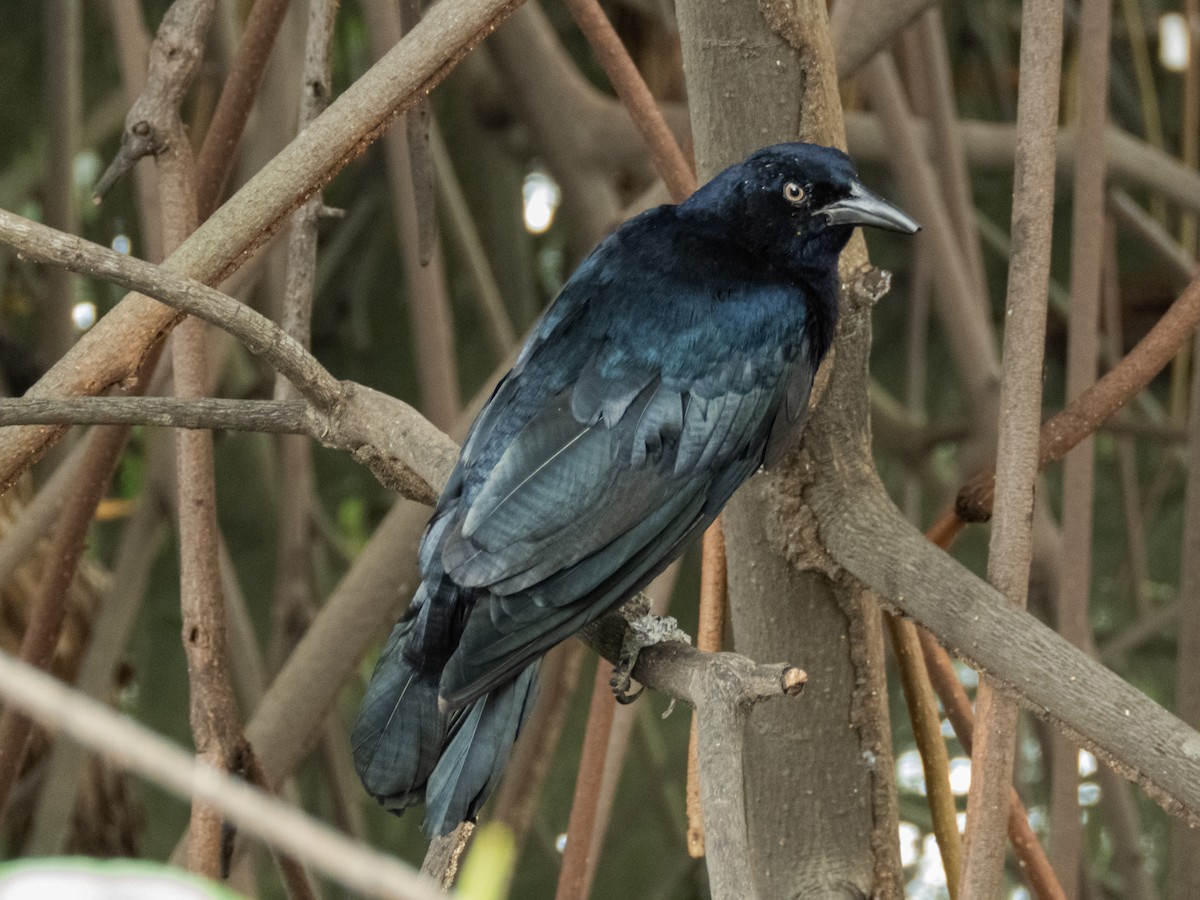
xmin=0 ymin=0 xmax=1198 ymax=898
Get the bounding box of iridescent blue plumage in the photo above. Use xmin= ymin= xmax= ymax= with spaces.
xmin=352 ymin=142 xmax=918 ymax=836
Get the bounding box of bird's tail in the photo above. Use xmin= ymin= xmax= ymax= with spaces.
xmin=423 ymin=661 xmax=541 ymax=837
xmin=352 ymin=616 xmax=447 ymax=813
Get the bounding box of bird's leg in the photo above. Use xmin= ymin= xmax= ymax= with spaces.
xmin=609 ymin=595 xmax=692 ymax=704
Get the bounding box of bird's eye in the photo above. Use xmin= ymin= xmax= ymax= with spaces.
xmin=782 ymin=181 xmax=805 ymax=204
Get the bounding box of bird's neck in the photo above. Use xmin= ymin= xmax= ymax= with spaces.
xmin=802 ymin=271 xmax=839 ymax=366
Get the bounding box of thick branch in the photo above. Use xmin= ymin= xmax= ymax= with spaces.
xmin=807 ymin=417 xmax=1200 ymax=828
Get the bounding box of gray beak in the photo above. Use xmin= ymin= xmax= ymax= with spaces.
xmin=821 ymin=181 xmax=920 ymax=234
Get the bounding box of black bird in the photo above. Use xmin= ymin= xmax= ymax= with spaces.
xmin=353 ymin=142 xmax=918 ymax=836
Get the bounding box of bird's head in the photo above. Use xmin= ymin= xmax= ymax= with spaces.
xmin=680 ymin=142 xmax=918 ymax=276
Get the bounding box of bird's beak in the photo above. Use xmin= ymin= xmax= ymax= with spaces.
xmin=820 ymin=181 xmax=920 ymax=234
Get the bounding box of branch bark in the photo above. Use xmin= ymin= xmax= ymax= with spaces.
xmin=0 ymin=209 xmax=454 ymax=504
xmin=676 ymin=3 xmax=901 ymax=896
xmin=1050 ymin=0 xmax=1111 ymax=890
xmin=0 ymin=648 xmax=442 ymax=900
xmin=0 ymin=0 xmax=527 ymax=494
xmin=194 ymin=0 xmax=292 ymax=219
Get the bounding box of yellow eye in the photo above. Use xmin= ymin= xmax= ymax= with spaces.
xmin=783 ymin=181 xmax=805 ymax=204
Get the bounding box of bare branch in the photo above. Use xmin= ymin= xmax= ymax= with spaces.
xmin=0 ymin=648 xmax=442 ymax=900
xmin=1049 ymin=0 xmax=1111 ymax=888
xmin=0 ymin=0 xmax=526 ymax=493
xmin=0 ymin=397 xmax=309 ymax=433
xmin=563 ymin=0 xmax=695 ymax=202
xmin=0 ymin=209 xmax=454 ymax=503
xmin=832 ymin=0 xmax=936 ymax=78
xmin=959 ymin=0 xmax=1063 ymax=892
xmin=957 ymin=270 xmax=1200 ymax=522
xmin=194 ymin=0 xmax=292 ymax=219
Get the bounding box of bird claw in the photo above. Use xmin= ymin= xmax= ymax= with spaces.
xmin=608 ymin=607 xmax=692 ymax=704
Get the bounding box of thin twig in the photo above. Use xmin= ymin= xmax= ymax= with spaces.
xmin=886 ymin=615 xmax=962 ymax=896
xmin=363 ymin=0 xmax=460 ymax=430
xmin=1048 ymin=0 xmax=1110 ymax=889
xmin=194 ymin=0 xmax=292 ymax=219
xmin=0 ymin=397 xmax=310 ymax=432
xmin=554 ymin=663 xmax=618 ymax=900
xmin=0 ymin=209 xmax=339 ymax=408
xmin=563 ymin=0 xmax=695 ymax=201
xmin=688 ymin=521 xmax=726 ymax=858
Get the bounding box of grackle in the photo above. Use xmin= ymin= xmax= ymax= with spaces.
xmin=352 ymin=142 xmax=918 ymax=837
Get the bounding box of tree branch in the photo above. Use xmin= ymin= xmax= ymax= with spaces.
xmin=0 ymin=398 xmax=311 ymax=436
xmin=563 ymin=0 xmax=695 ymax=201
xmin=0 ymin=648 xmax=441 ymax=900
xmin=0 ymin=209 xmax=454 ymax=504
xmin=194 ymin=0 xmax=292 ymax=219
xmin=0 ymin=0 xmax=527 ymax=494
xmin=843 ymin=114 xmax=1200 ymax=221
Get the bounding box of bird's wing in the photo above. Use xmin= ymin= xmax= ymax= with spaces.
xmin=437 ymin=343 xmax=806 ymax=706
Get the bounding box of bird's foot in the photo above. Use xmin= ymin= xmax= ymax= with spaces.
xmin=609 ymin=600 xmax=692 ymax=704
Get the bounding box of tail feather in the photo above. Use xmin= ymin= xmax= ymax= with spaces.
xmin=423 ymin=662 xmax=541 ymax=836
xmin=352 ymin=620 xmax=447 ymax=811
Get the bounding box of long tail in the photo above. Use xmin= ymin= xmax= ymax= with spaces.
xmin=353 ymin=584 xmax=543 ymax=836
xmin=352 ymin=616 xmax=446 ymax=813
xmin=423 ymin=661 xmax=541 ymax=836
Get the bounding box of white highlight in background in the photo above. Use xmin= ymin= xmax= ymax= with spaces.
xmin=948 ymin=756 xmax=972 ymax=796
xmin=1078 ymin=749 xmax=1097 ymax=777
xmin=898 ymin=821 xmax=922 ymax=867
xmin=71 ymin=301 xmax=96 ymax=331
xmin=523 ymin=170 xmax=561 ymax=234
xmin=1160 ymin=13 xmax=1191 ymax=72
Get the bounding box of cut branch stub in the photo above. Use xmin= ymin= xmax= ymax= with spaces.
xmin=94 ymin=0 xmax=216 ymax=201
xmin=579 ymin=601 xmax=807 ymax=710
